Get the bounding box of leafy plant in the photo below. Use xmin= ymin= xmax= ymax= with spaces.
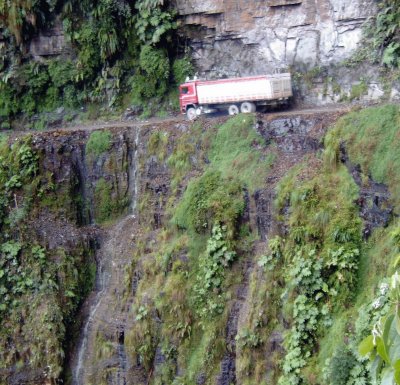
xmin=328 ymin=346 xmax=358 ymax=385
xmin=374 ymin=0 xmax=400 ymax=67
xmin=131 ymin=45 xmax=171 ymax=99
xmin=360 ymin=272 xmax=400 ymax=385
xmin=172 ymin=56 xmax=194 ymax=84
xmin=192 ymin=223 xmax=236 ymax=320
xmin=134 ymin=0 xmax=176 ymax=44
xmin=258 ymin=236 xmax=283 ymax=271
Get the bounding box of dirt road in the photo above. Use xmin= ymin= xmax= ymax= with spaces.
xmin=1 ymin=104 xmax=353 ymax=138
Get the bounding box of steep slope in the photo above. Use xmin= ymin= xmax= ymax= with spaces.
xmin=2 ymin=104 xmax=400 ymax=385
xmin=106 ymin=110 xmax=347 ymax=385
xmin=112 ymin=105 xmax=399 ymax=385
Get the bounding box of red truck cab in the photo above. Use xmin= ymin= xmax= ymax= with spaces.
xmin=179 ymin=82 xmax=198 ymax=113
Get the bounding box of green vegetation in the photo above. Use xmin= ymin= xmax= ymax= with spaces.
xmin=172 ymin=170 xmax=244 ymax=236
xmin=85 ymin=130 xmax=130 ymax=223
xmin=192 ymin=223 xmax=237 ymax=320
xmin=93 ymin=177 xmax=128 ymax=223
xmin=359 ymin=270 xmax=400 ymax=385
xmin=130 ymin=104 xmax=400 ymax=385
xmin=86 ymin=130 xmax=112 ymax=158
xmin=172 ymin=55 xmax=195 ymax=84
xmin=373 ymin=0 xmax=400 ymax=67
xmin=271 ymin=105 xmax=400 ymax=385
xmin=349 ymin=80 xmax=369 ymax=100
xmin=148 ymin=130 xmax=169 ymax=161
xmin=208 ymin=115 xmax=275 ymax=192
xmin=0 ymin=136 xmax=95 ymax=381
xmin=4 ymin=98 xmax=400 ymax=385
xmin=341 ymin=0 xmax=400 ymax=69
xmin=325 ymin=104 xmax=400 ymax=210
xmin=123 ymin=114 xmax=272 ymax=384
xmin=276 ymin=159 xmax=362 ymax=385
xmin=0 ymin=0 xmax=193 ymax=127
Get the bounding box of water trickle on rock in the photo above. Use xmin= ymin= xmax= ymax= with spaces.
xmin=130 ymin=128 xmax=140 ymax=215
xmin=71 ymin=127 xmax=141 ymax=385
xmin=73 ymin=254 xmax=110 ymax=385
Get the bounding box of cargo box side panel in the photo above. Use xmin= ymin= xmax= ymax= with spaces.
xmin=270 ymin=76 xmax=293 ymax=99
xmin=197 ymin=78 xmax=273 ymax=105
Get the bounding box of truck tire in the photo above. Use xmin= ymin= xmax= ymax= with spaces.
xmin=186 ymin=107 xmax=197 ymax=120
xmin=240 ymin=102 xmax=256 ymax=113
xmin=228 ymin=104 xmax=239 ymax=115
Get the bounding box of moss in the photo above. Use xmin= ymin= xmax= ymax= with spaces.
xmin=148 ymin=130 xmax=169 ymax=161
xmin=86 ymin=130 xmax=112 ymax=158
xmin=93 ymin=177 xmax=128 ymax=223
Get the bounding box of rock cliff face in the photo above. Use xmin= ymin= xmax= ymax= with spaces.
xmin=29 ymin=19 xmax=70 ymax=58
xmin=174 ymin=0 xmax=376 ymax=76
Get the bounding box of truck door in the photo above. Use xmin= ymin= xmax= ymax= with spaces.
xmin=179 ymin=83 xmax=198 ymax=113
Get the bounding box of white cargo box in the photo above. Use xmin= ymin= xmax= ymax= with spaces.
xmin=196 ymin=73 xmax=292 ymax=105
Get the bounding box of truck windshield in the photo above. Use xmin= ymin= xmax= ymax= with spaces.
xmin=181 ymin=87 xmax=189 ymax=94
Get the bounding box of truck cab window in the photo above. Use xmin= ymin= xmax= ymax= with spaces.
xmin=181 ymin=87 xmax=189 ymax=94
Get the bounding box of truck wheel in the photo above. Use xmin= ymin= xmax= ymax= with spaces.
xmin=240 ymin=102 xmax=256 ymax=113
xmin=186 ymin=107 xmax=197 ymax=120
xmin=228 ymin=104 xmax=239 ymax=115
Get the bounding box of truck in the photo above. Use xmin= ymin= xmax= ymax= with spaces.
xmin=179 ymin=73 xmax=292 ymax=120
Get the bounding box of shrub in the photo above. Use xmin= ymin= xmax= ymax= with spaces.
xmin=172 ymin=56 xmax=194 ymax=84
xmin=47 ymin=59 xmax=76 ymax=88
xmin=131 ymin=45 xmax=171 ymax=99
